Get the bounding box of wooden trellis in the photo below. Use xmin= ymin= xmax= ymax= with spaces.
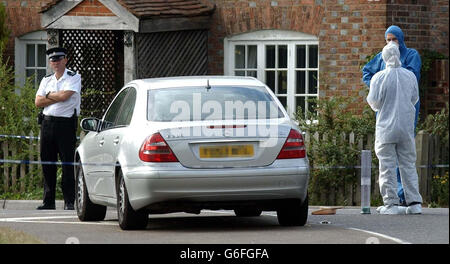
xmin=136 ymin=30 xmax=208 ymax=78
xmin=60 ymin=30 xmax=124 ymax=118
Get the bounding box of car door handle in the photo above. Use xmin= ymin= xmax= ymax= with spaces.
xmin=113 ymin=137 xmax=120 ymax=145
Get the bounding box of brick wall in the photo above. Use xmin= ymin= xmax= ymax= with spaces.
xmin=429 ymin=0 xmax=449 ymax=57
xmin=208 ymin=0 xmax=448 ymax=113
xmin=424 ymin=59 xmax=449 ymax=115
xmin=208 ymin=0 xmax=389 ymax=112
xmin=386 ymin=0 xmax=449 ymax=115
xmin=387 ymin=0 xmax=449 ymax=57
xmin=318 ymin=0 xmax=388 ymax=110
xmin=2 ymin=0 xmax=52 ymax=66
xmin=66 ymin=0 xmax=114 ymax=17
xmin=209 ymin=0 xmax=325 ymax=75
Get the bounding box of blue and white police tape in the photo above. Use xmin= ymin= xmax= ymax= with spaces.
xmin=0 ymin=135 xmax=40 ymax=140
xmin=311 ymin=165 xmax=449 ymax=169
xmin=0 ymin=134 xmax=80 ymax=140
xmin=0 ymin=159 xmax=448 ymax=169
xmin=0 ymin=159 xmax=115 ymax=167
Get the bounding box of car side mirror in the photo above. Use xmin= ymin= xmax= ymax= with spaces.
xmin=81 ymin=118 xmax=100 ymax=132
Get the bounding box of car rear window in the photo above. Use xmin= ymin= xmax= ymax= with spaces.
xmin=147 ymin=86 xmax=285 ymax=121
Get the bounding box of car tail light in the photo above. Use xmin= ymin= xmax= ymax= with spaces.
xmin=276 ymin=129 xmax=306 ymax=159
xmin=139 ymin=133 xmax=178 ymax=162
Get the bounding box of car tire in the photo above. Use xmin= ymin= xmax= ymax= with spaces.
xmin=234 ymin=208 xmax=262 ymax=217
xmin=76 ymin=164 xmax=107 ymax=221
xmin=277 ymin=196 xmax=308 ymax=226
xmin=117 ymin=171 xmax=148 ymax=230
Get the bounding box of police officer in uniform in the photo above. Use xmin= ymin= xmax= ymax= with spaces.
xmin=35 ymin=47 xmax=81 ymax=210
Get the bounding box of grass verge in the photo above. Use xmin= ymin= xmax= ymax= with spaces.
xmin=0 ymin=227 xmax=43 ymax=244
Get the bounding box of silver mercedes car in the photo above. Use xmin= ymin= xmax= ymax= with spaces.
xmin=75 ymin=76 xmax=310 ymax=230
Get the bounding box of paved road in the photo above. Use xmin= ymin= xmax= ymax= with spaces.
xmin=0 ymin=200 xmax=448 ymax=244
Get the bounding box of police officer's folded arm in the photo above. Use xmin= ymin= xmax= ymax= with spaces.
xmin=35 ymin=95 xmax=56 ymax=108
xmin=47 ymin=90 xmax=75 ymax=102
xmin=35 ymin=90 xmax=75 ymax=108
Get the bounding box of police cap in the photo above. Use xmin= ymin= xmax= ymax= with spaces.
xmin=46 ymin=47 xmax=67 ymax=62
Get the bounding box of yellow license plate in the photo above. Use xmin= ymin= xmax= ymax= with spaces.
xmin=199 ymin=145 xmax=254 ymax=158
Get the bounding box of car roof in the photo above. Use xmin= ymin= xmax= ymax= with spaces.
xmin=126 ymin=76 xmax=265 ymax=90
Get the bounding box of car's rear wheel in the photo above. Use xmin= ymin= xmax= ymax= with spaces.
xmin=277 ymin=196 xmax=308 ymax=226
xmin=117 ymin=171 xmax=148 ymax=230
xmin=76 ymin=164 xmax=107 ymax=221
xmin=234 ymin=208 xmax=262 ymax=217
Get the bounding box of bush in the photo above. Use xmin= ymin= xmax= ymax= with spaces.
xmin=0 ymin=56 xmax=40 ymax=137
xmin=419 ymin=102 xmax=449 ymax=145
xmin=418 ymin=103 xmax=449 ymax=207
xmin=1 ymin=10 xmax=67 ymax=199
xmin=431 ymin=172 xmax=449 ymax=207
xmin=0 ymin=52 xmax=43 ymax=197
xmin=0 ymin=8 xmax=43 ymax=197
xmin=295 ymin=96 xmax=377 ymax=206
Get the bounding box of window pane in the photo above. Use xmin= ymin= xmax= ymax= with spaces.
xmin=26 ymin=44 xmax=35 ymax=67
xmin=37 ymin=44 xmax=47 ymax=67
xmin=278 ymin=71 xmax=287 ymax=94
xmin=277 ymin=96 xmax=287 ymax=109
xmin=296 ymin=71 xmax=306 ymax=94
xmin=235 ymin=45 xmax=245 ymax=69
xmin=296 ymin=45 xmax=306 ymax=68
xmin=116 ymin=88 xmax=137 ymax=126
xmin=235 ymin=71 xmax=245 ymax=76
xmin=26 ymin=69 xmax=35 ymax=78
xmin=309 ymin=45 xmax=318 ymax=68
xmin=26 ymin=69 xmax=35 ymax=85
xmin=103 ymin=89 xmax=129 ymax=129
xmin=308 ymin=71 xmax=318 ymax=94
xmin=266 ymin=45 xmax=275 ymax=68
xmin=247 ymin=45 xmax=257 ymax=69
xmin=278 ymin=45 xmax=287 ymax=68
xmin=37 ymin=69 xmax=47 ymax=85
xmin=247 ymin=71 xmax=257 ymax=78
xmin=265 ymin=71 xmax=275 ymax=93
xmin=296 ymin=96 xmax=305 ymax=115
xmin=148 ymin=86 xmax=284 ymax=121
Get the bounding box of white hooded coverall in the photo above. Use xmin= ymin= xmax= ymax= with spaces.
xmin=367 ymin=42 xmax=423 ymax=206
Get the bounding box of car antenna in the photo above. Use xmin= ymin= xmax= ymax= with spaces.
xmin=206 ymin=79 xmax=211 ymax=90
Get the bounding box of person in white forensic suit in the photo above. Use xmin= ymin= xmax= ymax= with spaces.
xmin=366 ymin=42 xmax=423 ymax=215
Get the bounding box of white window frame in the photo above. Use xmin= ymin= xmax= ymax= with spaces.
xmin=15 ymin=31 xmax=48 ymax=88
xmin=224 ymin=30 xmax=319 ymax=118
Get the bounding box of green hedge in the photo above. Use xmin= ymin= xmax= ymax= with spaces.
xmin=295 ymin=96 xmax=378 ymax=206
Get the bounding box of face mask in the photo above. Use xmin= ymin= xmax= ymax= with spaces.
xmin=386 ymin=41 xmax=399 ymax=49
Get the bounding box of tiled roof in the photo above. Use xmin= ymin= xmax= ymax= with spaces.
xmin=118 ymin=0 xmax=215 ymax=18
xmin=40 ymin=0 xmax=215 ymax=18
xmin=41 ymin=0 xmax=63 ymax=13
